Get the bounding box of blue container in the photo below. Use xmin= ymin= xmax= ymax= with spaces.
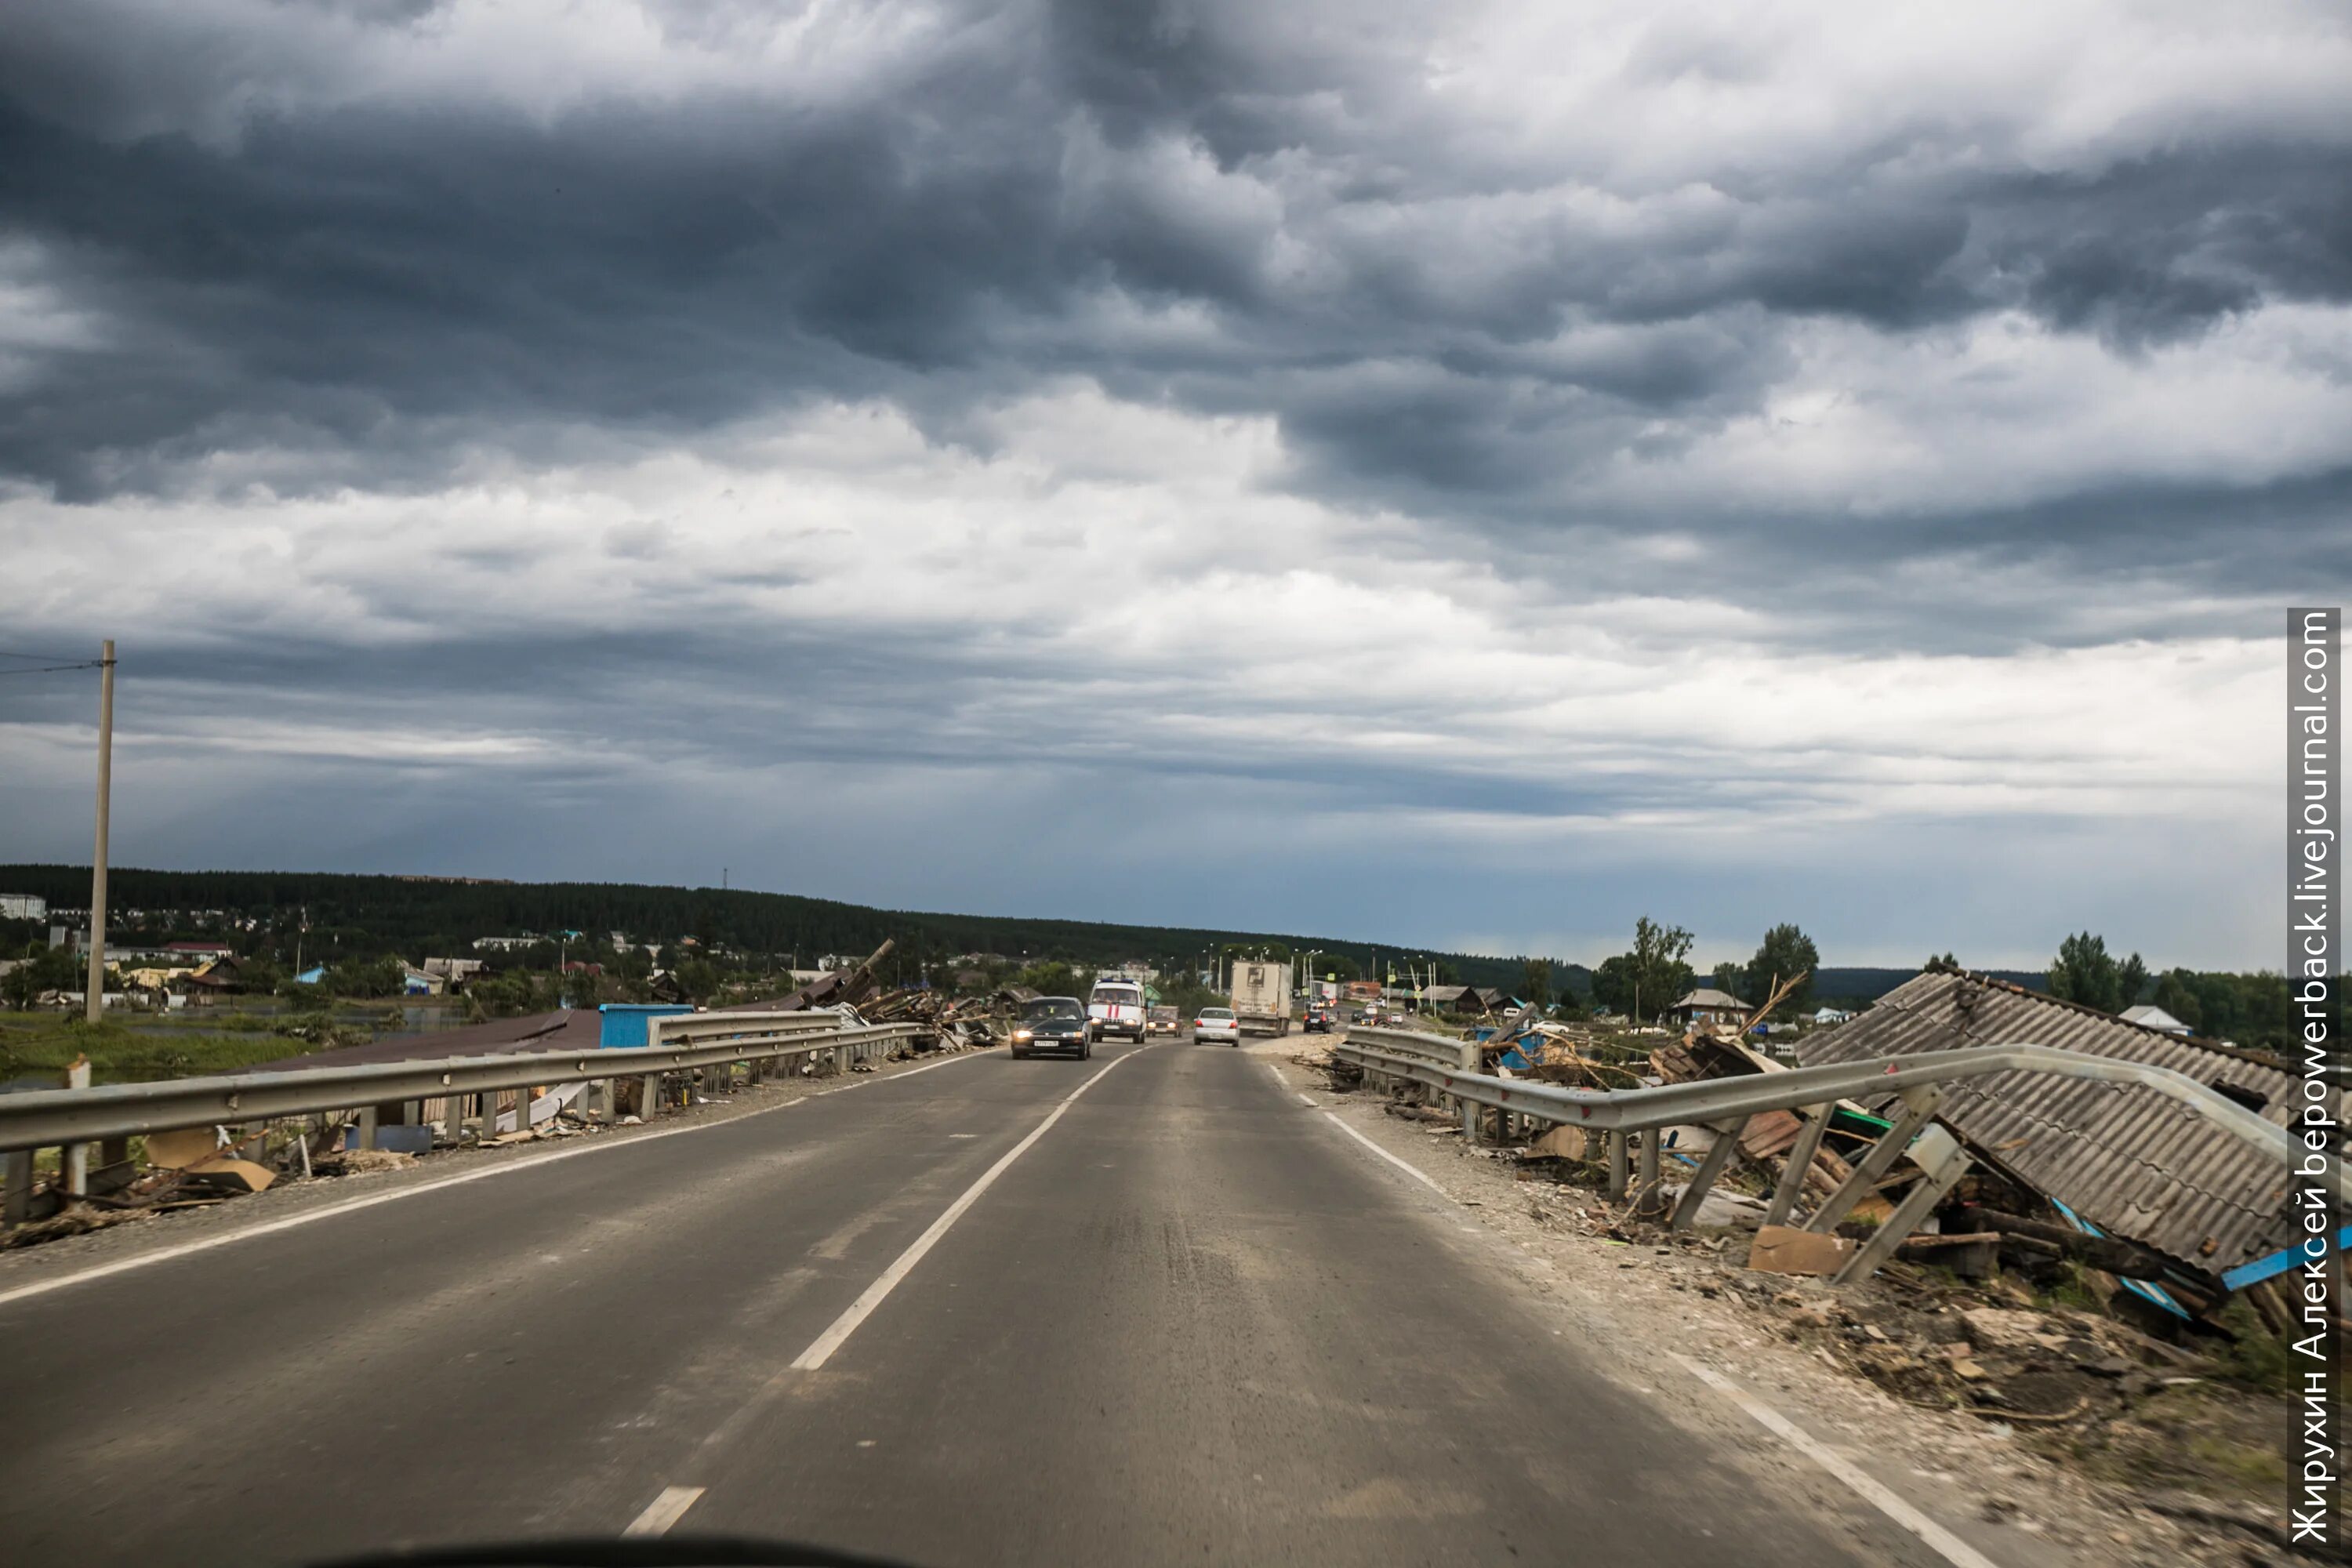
xmin=598 ymin=1003 xmax=694 ymax=1048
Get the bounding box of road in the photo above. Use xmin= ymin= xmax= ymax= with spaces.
xmin=0 ymin=1039 xmax=1939 ymax=1566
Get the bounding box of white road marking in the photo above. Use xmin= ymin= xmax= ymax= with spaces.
xmin=0 ymin=1047 xmax=1000 ymax=1310
xmin=1297 ymin=1093 xmax=1318 ymax=1107
xmin=1320 ymin=1112 xmax=1449 ymax=1196
xmin=1671 ymin=1356 xmax=2003 ymax=1568
xmin=1263 ymin=1062 xmax=1289 ymax=1092
xmin=790 ymin=1049 xmax=1140 ymax=1370
xmin=622 ymin=1485 xmax=705 ymax=1537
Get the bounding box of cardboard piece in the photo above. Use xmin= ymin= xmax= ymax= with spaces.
xmin=1527 ymin=1124 xmax=1592 ymax=1160
xmin=144 ymin=1127 xmax=223 ymax=1170
xmin=1747 ymin=1223 xmax=1857 ymax=1276
xmin=179 ymin=1157 xmax=276 ymax=1195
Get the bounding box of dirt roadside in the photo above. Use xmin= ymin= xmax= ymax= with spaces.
xmin=0 ymin=1043 xmax=1000 ymax=1287
xmin=1253 ymin=1039 xmax=2318 ymax=1568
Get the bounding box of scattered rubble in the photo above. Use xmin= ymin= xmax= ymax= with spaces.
xmin=1306 ymin=1008 xmax=2327 ymax=1538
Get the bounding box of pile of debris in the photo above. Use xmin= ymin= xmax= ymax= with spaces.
xmin=857 ymin=985 xmax=1004 ymax=1049
xmin=1331 ymin=961 xmax=2339 ymax=1422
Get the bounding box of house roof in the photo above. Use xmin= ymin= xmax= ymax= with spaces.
xmin=1671 ymin=988 xmax=1744 ymax=1011
xmin=1795 ymin=967 xmax=2327 ymax=1279
xmin=250 ymin=1007 xmax=602 ymax=1072
xmin=2118 ymin=1004 xmax=2190 ymax=1033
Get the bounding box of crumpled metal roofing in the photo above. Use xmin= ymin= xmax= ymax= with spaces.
xmin=1797 ymin=969 xmax=2327 ymax=1279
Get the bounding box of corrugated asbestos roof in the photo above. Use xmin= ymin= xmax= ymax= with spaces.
xmin=251 ymin=1008 xmax=599 ymax=1072
xmin=1797 ymin=968 xmax=2328 ymax=1279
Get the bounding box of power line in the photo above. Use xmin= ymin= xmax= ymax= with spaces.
xmin=0 ymin=649 xmax=93 ymax=663
xmin=0 ymin=661 xmax=103 ymax=676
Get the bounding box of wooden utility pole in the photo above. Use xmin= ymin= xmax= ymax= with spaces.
xmin=84 ymin=639 xmax=115 ymax=1026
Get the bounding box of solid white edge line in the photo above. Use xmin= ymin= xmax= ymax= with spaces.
xmin=1319 ymin=1111 xmax=1449 ymax=1196
xmin=1670 ymin=1355 xmax=2003 ymax=1568
xmin=1297 ymin=1093 xmax=1318 ymax=1107
xmin=790 ymin=1048 xmax=1141 ymax=1370
xmin=622 ymin=1484 xmax=706 ymax=1537
xmin=0 ymin=1045 xmax=1001 ymax=1311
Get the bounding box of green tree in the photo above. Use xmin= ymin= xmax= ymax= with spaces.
xmin=1519 ymin=957 xmax=1553 ymax=1008
xmin=2152 ymin=968 xmax=2204 ymax=1030
xmin=1746 ymin=924 xmax=1821 ymax=1016
xmin=1588 ymin=953 xmax=1636 ymax=1017
xmin=328 ymin=955 xmax=407 ymax=999
xmin=2047 ymin=931 xmax=2123 ymax=1011
xmin=2117 ymin=952 xmax=2149 ymax=1007
xmin=673 ymin=956 xmax=722 ymax=1002
xmin=1925 ymin=952 xmax=1958 ymax=971
xmin=3 ymin=942 xmax=82 ymax=1009
xmin=1710 ymin=960 xmax=1746 ymax=999
xmin=1589 ymin=917 xmax=1694 ymax=1023
xmin=1014 ymin=960 xmax=1090 ymax=1000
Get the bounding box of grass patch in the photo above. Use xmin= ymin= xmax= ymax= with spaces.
xmin=2209 ymin=1298 xmax=2299 ymax=1395
xmin=2045 ymin=1383 xmax=2289 ymax=1502
xmin=0 ymin=1016 xmax=315 ymax=1085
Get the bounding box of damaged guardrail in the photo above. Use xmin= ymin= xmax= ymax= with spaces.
xmin=1334 ymin=1026 xmax=2343 ymax=1285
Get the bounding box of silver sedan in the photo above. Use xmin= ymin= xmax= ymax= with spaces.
xmin=1192 ymin=1007 xmax=1241 ymax=1045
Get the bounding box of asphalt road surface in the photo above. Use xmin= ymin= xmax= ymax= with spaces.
xmin=0 ymin=1040 xmax=1942 ymax=1567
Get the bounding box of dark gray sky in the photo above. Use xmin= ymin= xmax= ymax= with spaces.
xmin=2 ymin=1 xmax=2347 ymax=968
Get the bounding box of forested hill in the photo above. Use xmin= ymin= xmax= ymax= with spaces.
xmin=0 ymin=865 xmax=1573 ymax=992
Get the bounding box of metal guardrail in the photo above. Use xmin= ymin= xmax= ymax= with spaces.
xmin=1336 ymin=1025 xmax=2343 ymax=1285
xmin=1338 ymin=1026 xmax=2334 ymax=1192
xmin=0 ymin=1019 xmax=927 ymax=1155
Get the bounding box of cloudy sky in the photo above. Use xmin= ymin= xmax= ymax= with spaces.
xmin=2 ymin=1 xmax=2346 ymax=971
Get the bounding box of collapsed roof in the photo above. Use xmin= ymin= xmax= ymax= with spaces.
xmin=1798 ymin=967 xmax=2329 ymax=1281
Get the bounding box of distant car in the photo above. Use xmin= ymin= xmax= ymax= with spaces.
xmin=1301 ymin=1005 xmax=1334 ymax=1033
xmin=1192 ymin=1006 xmax=1240 ymax=1045
xmin=1012 ymin=996 xmax=1091 ymax=1059
xmin=1088 ymin=980 xmax=1149 ymax=1042
xmin=1147 ymin=1005 xmax=1179 ymax=1036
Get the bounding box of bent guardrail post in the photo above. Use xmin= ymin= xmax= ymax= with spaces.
xmin=1668 ymin=1116 xmax=1750 ymax=1229
xmin=1762 ymin=1103 xmax=1832 ymax=1229
xmin=1804 ymin=1086 xmax=1944 ymax=1235
xmin=1833 ymin=1125 xmax=1973 ymax=1285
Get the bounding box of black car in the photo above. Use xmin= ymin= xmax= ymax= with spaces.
xmin=1011 ymin=996 xmax=1092 ymax=1059
xmin=1301 ymin=1005 xmax=1335 ymax=1033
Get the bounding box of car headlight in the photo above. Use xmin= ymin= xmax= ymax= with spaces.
xmin=1013 ymin=1029 xmax=1033 ymax=1040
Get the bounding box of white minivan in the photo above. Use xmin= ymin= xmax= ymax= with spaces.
xmin=1087 ymin=980 xmax=1149 ymax=1042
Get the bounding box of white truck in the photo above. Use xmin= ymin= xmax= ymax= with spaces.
xmin=1229 ymin=960 xmax=1294 ymax=1036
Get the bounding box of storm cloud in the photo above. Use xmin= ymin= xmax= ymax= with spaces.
xmin=2 ymin=0 xmax=2347 ymax=967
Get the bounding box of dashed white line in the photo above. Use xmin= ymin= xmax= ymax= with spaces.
xmin=1671 ymin=1356 xmax=2002 ymax=1568
xmin=622 ymin=1485 xmax=706 ymax=1537
xmin=1320 ymin=1112 xmax=1450 ymax=1196
xmin=0 ymin=1047 xmax=1000 ymax=1311
xmin=790 ymin=1049 xmax=1141 ymax=1370
xmin=1297 ymin=1092 xmax=1318 ymax=1108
